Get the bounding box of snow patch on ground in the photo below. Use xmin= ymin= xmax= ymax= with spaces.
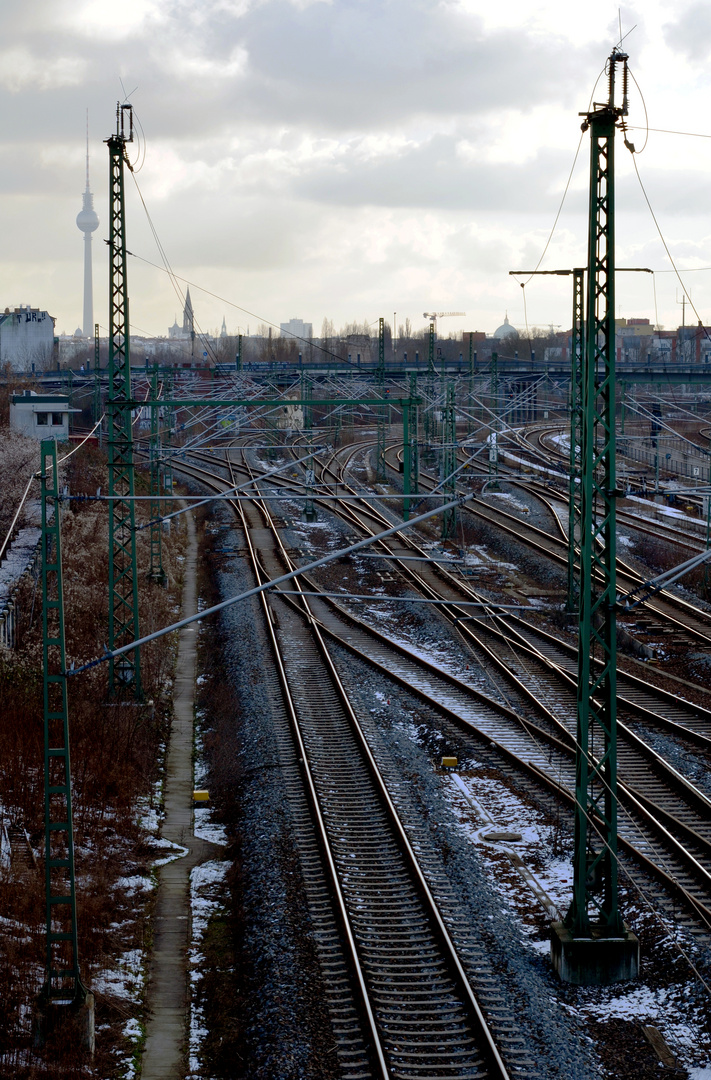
xmin=193 ymin=729 xmax=228 ymax=846
xmin=442 ymin=771 xmax=711 ymax=1075
xmin=194 ymin=808 xmax=228 ymax=846
xmin=187 ymin=718 xmax=228 ymax=1075
xmin=135 ymin=790 xmax=162 ymax=836
xmin=120 ymin=1018 xmax=143 ymax=1079
xmin=152 ymin=840 xmax=189 ymax=866
xmin=188 ymin=860 xmax=229 ymax=1076
xmin=486 ymin=491 xmax=527 ymax=511
xmin=0 ymin=527 xmax=41 ymax=600
xmin=93 ymin=948 xmax=143 ymax=1001
xmin=191 ymin=860 xmax=228 ymax=939
xmin=579 ymin=985 xmax=670 ymax=1021
xmin=572 ymin=983 xmax=711 ymax=1074
xmin=117 ymin=874 xmax=154 ymax=894
xmin=548 ymin=433 xmax=571 ymax=453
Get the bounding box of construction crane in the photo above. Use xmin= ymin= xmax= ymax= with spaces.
xmin=422 ymin=312 xmax=465 ymax=379
xmin=422 ymin=311 xmax=465 ymax=326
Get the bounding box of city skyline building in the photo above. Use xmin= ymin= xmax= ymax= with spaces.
xmin=280 ymin=316 xmax=312 ymax=340
xmin=75 ymin=117 xmax=99 ymax=338
xmin=169 ymin=290 xmax=196 ymax=341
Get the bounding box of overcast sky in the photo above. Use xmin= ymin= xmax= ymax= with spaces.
xmin=1 ymin=0 xmax=710 ymax=341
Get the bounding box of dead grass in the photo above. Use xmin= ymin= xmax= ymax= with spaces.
xmin=0 ymin=442 xmax=188 ymax=1076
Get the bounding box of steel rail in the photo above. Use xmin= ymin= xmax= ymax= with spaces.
xmin=233 ymin=472 xmax=390 ymax=1078
xmin=530 ymin=424 xmax=711 ymax=553
xmin=329 ymin=449 xmax=711 ymax=789
xmin=174 ymin=446 xmax=711 ymax=848
xmin=182 ymin=446 xmax=711 ymax=933
xmin=404 ymin=445 xmax=711 ymax=645
xmin=220 ymin=437 xmax=711 ymax=757
xmin=318 ymin=446 xmax=709 ymax=734
xmin=308 ymin=445 xmax=711 ymax=922
xmin=204 ymin=439 xmax=711 ymax=750
xmin=228 ymin=448 xmax=512 ymax=1079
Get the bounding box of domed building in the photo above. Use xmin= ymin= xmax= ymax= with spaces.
xmin=492 ymin=314 xmax=518 ymax=340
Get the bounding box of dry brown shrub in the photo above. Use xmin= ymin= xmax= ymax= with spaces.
xmin=0 ymin=430 xmax=41 ymax=544
xmin=0 ymin=442 xmax=188 ymax=1073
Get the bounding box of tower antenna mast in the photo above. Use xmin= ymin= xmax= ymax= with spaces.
xmin=76 ymin=111 xmax=99 ymax=338
xmin=551 ymin=47 xmax=639 ymax=985
xmin=106 ymin=103 xmax=142 ymax=698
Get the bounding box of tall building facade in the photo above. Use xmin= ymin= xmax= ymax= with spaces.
xmin=0 ymin=306 xmax=56 ymax=371
xmin=280 ymin=317 xmax=312 ymax=340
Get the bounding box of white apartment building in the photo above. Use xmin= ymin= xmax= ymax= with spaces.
xmin=0 ymin=306 xmax=56 ymax=371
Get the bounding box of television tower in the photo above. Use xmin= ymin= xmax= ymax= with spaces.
xmin=76 ymin=115 xmax=99 ymax=337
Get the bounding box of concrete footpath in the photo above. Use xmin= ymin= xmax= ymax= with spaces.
xmin=142 ymin=512 xmax=222 ymax=1079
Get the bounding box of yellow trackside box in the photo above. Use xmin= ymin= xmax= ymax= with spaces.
xmin=441 ymin=757 xmax=458 ymax=769
xmin=193 ymin=790 xmax=210 ymax=803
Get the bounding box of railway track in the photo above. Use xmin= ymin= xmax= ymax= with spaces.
xmin=201 ymin=446 xmax=519 ymax=1078
xmin=314 ymin=446 xmax=711 ymax=920
xmin=181 ymin=436 xmax=711 ymax=764
xmin=525 ymin=423 xmax=711 ymax=554
xmin=181 ymin=437 xmax=711 ymax=754
xmin=378 ymin=437 xmax=711 ymax=646
xmin=174 ymin=445 xmax=711 ymax=939
xmin=319 ymin=443 xmax=711 ymax=747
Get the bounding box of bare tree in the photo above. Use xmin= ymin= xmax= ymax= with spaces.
xmin=0 ymin=429 xmax=41 ymax=541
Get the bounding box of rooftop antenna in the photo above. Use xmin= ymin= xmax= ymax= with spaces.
xmin=615 ymin=13 xmax=637 ymax=50
xmin=119 ymin=77 xmax=139 ymax=103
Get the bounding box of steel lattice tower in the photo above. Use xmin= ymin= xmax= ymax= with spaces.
xmin=106 ymin=105 xmax=141 ymax=698
xmin=467 ymin=335 xmax=476 ymax=436
xmin=376 ymin=317 xmax=387 ymax=481
xmin=424 ymin=320 xmax=436 ymax=445
xmin=567 ymin=49 xmax=628 ymax=942
xmin=567 ymin=270 xmax=585 ymax=612
xmin=488 ymin=351 xmax=499 ymax=486
xmin=92 ymin=322 xmax=101 ymax=436
xmin=40 ymin=439 xmax=85 ymax=1007
xmin=163 ymin=371 xmax=174 ymax=505
xmin=409 ymin=370 xmax=419 ymax=498
xmin=148 ymin=368 xmax=166 ymax=584
xmin=440 ymin=382 xmax=457 ymax=540
xmin=302 ymin=375 xmax=316 ymax=521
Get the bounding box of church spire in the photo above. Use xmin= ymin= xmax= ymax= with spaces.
xmin=182 ymin=288 xmax=194 ymax=335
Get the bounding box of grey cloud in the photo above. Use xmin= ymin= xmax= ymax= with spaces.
xmin=215 ymin=0 xmax=585 ymax=129
xmin=127 ymin=190 xmax=320 ymax=271
xmin=0 ymin=0 xmax=667 ymax=335
xmin=616 ymin=160 xmax=711 ymax=221
xmin=289 ymin=134 xmax=582 ymax=213
xmin=663 ymin=3 xmax=711 ymax=62
xmin=0 ymin=0 xmax=604 ymax=145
